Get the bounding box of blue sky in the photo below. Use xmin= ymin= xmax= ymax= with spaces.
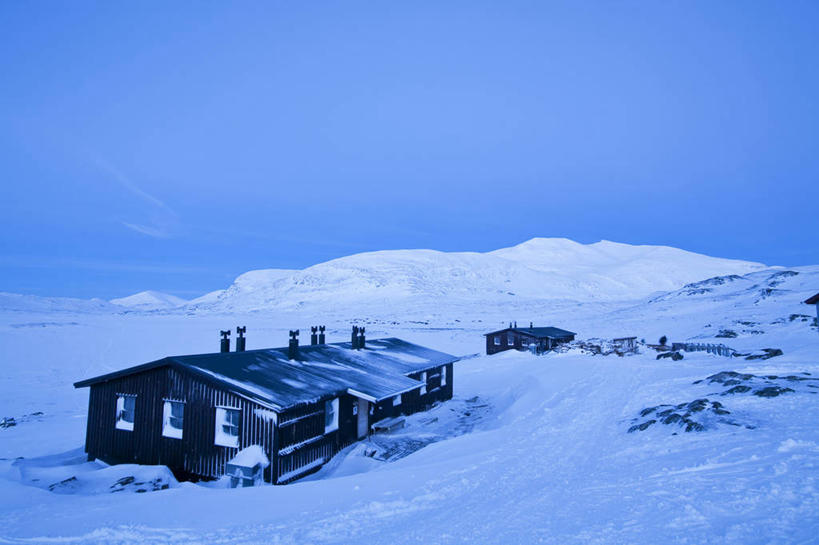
xmin=1 ymin=1 xmax=817 ymax=299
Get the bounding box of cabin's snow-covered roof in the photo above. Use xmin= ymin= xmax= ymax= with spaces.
xmin=805 ymin=293 xmax=819 ymax=305
xmin=484 ymin=326 xmax=576 ymax=339
xmin=75 ymin=338 xmax=458 ymax=411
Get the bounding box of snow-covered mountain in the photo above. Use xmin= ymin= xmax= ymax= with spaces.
xmin=110 ymin=291 xmax=188 ymax=311
xmin=194 ymin=238 xmax=766 ymax=312
xmin=0 ymin=292 xmax=118 ymax=313
xmin=0 ymin=239 xmax=767 ymax=315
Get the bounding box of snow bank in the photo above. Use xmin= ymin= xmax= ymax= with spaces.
xmin=13 ymin=451 xmax=179 ymax=495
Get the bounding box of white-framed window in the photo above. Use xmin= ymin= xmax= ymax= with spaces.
xmin=420 ymin=372 xmax=427 ymax=395
xmin=393 ymin=394 xmax=402 ymax=406
xmin=441 ymin=366 xmax=447 ymax=386
xmin=493 ymin=336 xmax=501 ymax=346
xmin=162 ymin=400 xmax=184 ymax=439
xmin=115 ymin=394 xmax=135 ymax=431
xmin=215 ymin=407 xmax=240 ymax=447
xmin=324 ymin=398 xmax=339 ymax=433
xmin=507 ymin=334 xmax=515 ymax=346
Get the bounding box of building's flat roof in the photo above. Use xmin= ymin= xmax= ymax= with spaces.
xmin=75 ymin=338 xmax=458 ymax=411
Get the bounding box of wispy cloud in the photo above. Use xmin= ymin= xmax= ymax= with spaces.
xmin=91 ymin=155 xmax=179 ymax=238
xmin=121 ymin=221 xmax=172 ymax=239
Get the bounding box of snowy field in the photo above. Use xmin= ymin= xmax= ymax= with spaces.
xmin=1 ymin=243 xmax=818 ymax=544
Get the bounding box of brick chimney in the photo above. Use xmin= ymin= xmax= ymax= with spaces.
xmin=220 ymin=330 xmax=230 ymax=353
xmin=310 ymin=326 xmax=318 ymax=346
xmin=351 ymin=326 xmax=359 ymax=349
xmin=318 ymin=325 xmax=326 ymax=345
xmin=358 ymin=326 xmax=365 ymax=349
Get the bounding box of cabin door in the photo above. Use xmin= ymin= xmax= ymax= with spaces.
xmin=356 ymin=399 xmax=369 ymax=439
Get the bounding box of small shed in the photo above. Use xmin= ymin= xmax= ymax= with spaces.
xmin=226 ymin=445 xmax=269 ymax=487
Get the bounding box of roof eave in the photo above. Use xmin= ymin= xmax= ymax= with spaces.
xmin=73 ymin=357 xmax=172 ymax=388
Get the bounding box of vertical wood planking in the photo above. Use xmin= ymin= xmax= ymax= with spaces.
xmin=84 ymin=365 xmax=277 ymax=483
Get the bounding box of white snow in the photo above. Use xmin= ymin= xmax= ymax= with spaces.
xmin=0 ymin=243 xmax=816 ymax=543
xmin=228 ymin=445 xmax=270 ymax=469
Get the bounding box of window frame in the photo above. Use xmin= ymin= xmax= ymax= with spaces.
xmin=324 ymin=398 xmax=339 ymax=434
xmin=214 ymin=406 xmax=241 ymax=448
xmin=493 ymin=336 xmax=501 ymax=346
xmin=162 ymin=399 xmax=185 ymax=439
xmin=115 ymin=394 xmax=136 ymax=431
xmin=393 ymin=394 xmax=402 ymax=407
xmin=441 ymin=366 xmax=447 ymax=387
xmin=420 ymin=372 xmax=427 ymax=395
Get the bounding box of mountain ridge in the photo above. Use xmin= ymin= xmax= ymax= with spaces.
xmin=0 ymin=238 xmax=770 ymax=314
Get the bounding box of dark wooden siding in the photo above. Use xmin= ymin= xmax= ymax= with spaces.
xmin=84 ymin=362 xmax=456 ymax=485
xmin=371 ymin=364 xmax=454 ymax=421
xmin=485 ymin=330 xmax=576 ymax=355
xmin=85 ymin=366 xmax=277 ymax=483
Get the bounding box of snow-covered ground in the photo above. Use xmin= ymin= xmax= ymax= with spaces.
xmin=0 ymin=241 xmax=817 ymax=543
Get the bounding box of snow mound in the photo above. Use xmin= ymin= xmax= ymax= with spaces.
xmin=228 ymin=445 xmax=270 ymax=468
xmin=13 ymin=449 xmax=178 ymax=495
xmin=110 ymin=290 xmax=188 ymax=310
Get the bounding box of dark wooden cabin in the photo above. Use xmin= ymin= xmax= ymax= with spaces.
xmin=805 ymin=293 xmax=819 ymax=324
xmin=484 ymin=324 xmax=576 ymax=355
xmin=74 ymin=333 xmax=457 ymax=485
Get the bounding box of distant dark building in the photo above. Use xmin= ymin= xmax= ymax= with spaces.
xmin=74 ymin=329 xmax=456 ymax=485
xmin=805 ymin=293 xmax=819 ymax=324
xmin=484 ymin=323 xmax=576 ymax=355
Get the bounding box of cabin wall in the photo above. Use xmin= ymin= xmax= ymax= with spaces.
xmin=486 ymin=332 xmax=511 ymax=355
xmin=84 ymin=366 xmax=277 ymax=483
xmin=374 ymin=363 xmax=454 ymax=420
xmin=486 ymin=330 xmax=519 ymax=355
xmin=274 ymin=392 xmax=368 ymax=484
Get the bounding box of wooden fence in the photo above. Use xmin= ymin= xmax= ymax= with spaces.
xmin=671 ymin=342 xmax=735 ymax=357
